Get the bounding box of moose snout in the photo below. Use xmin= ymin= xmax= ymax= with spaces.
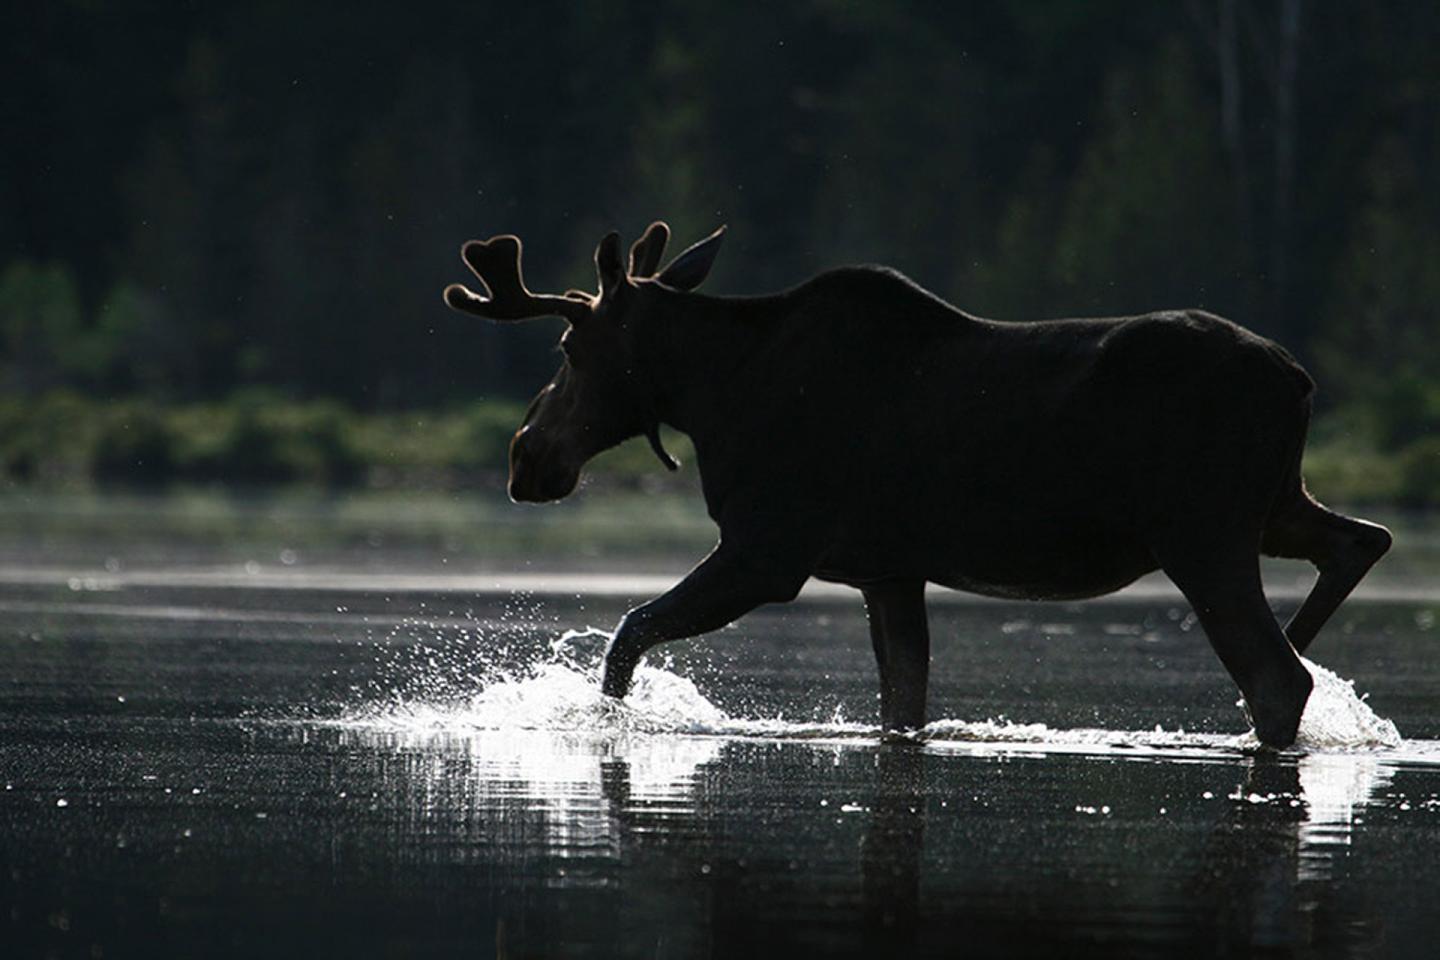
xmin=508 ymin=427 xmax=580 ymax=503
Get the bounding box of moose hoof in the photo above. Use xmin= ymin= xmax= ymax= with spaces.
xmin=601 ymin=654 xmax=637 ymax=699
xmin=1249 ymin=666 xmax=1314 ymax=748
xmin=879 ymin=712 xmax=926 ymax=738
xmin=879 ymin=727 xmax=922 ymax=745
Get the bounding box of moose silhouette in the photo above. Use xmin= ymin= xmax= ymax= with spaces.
xmin=444 ymin=221 xmax=1391 ymax=747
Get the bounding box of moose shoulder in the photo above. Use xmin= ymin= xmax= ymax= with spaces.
xmin=444 ymin=221 xmax=1391 ymax=747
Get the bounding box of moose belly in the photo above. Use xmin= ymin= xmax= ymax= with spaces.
xmin=927 ymin=558 xmax=1157 ymax=601
xmin=815 ymin=515 xmax=1158 ymax=602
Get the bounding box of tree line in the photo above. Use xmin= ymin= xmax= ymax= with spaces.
xmin=3 ymin=1 xmax=1438 ymax=456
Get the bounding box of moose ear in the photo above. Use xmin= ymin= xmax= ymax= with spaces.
xmin=628 ymin=221 xmax=670 ymax=278
xmin=594 ymin=230 xmax=624 ymax=299
xmin=655 ymin=225 xmax=726 ymax=291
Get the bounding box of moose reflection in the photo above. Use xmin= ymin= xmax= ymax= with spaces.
xmin=444 ymin=221 xmax=1390 ymax=746
xmin=326 ymin=724 xmax=1393 ymax=955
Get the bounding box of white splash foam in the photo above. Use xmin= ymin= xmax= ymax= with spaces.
xmin=919 ymin=718 xmax=1237 ymax=758
xmin=1234 ymin=656 xmax=1402 ymax=751
xmin=344 ymin=631 xmax=1418 ymax=762
xmin=351 ymin=628 xmax=876 ymax=743
xmin=425 ymin=660 xmax=728 ymax=735
xmin=1294 ymin=657 xmax=1402 ymax=748
xmin=353 ymin=658 xmax=1230 ymax=763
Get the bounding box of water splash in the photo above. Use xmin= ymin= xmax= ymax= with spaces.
xmin=325 ymin=632 xmax=1436 ymax=876
xmin=919 ymin=718 xmax=1233 ymax=756
xmin=355 ymin=627 xmax=726 ymax=736
xmin=1234 ymin=656 xmax=1403 ymax=751
xmin=344 ymin=629 xmax=1416 ymax=761
xmin=1294 ymin=656 xmax=1402 ymax=748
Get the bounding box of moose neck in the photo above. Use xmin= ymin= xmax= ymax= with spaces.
xmin=633 ymin=285 xmax=776 ymax=442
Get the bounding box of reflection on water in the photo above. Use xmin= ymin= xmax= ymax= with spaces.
xmin=328 ymin=718 xmax=1416 ymax=875
xmin=1295 ymin=752 xmax=1393 ymax=882
xmin=1197 ymin=751 xmax=1408 ymax=953
xmin=317 ymin=636 xmax=1440 ymax=955
xmin=334 ymin=727 xmax=725 ymax=866
xmin=317 ymin=706 xmax=1434 ymax=956
xmin=6 ymin=495 xmax=1440 ymax=957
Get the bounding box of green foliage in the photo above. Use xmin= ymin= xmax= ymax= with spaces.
xmin=3 ymin=3 xmax=1440 ymax=503
xmin=0 ymin=394 xmax=697 ymax=492
xmin=168 ymin=394 xmax=362 ymax=486
xmin=1301 ymin=438 xmax=1404 ymax=507
xmin=1318 ymin=135 xmax=1440 ymax=443
xmin=91 ymin=400 xmax=178 ymax=483
xmin=1051 ymin=42 xmax=1237 ymax=314
xmin=0 ymin=264 xmax=184 ymax=399
xmin=90 ymin=281 xmax=182 ymax=395
xmin=1397 ymin=438 xmax=1440 ymax=508
xmin=0 ymin=391 xmax=95 ymax=483
xmin=0 ymin=261 xmax=87 ymax=392
xmin=1303 ymin=422 xmax=1440 ymax=509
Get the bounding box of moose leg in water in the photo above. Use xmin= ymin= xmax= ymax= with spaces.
xmin=602 ymin=544 xmax=809 ymax=698
xmin=1161 ymin=551 xmax=1313 ymax=746
xmin=861 ymin=581 xmax=930 ymax=731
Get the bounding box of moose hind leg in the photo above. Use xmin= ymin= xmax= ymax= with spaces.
xmin=861 ymin=580 xmax=930 ymax=732
xmin=1160 ymin=553 xmax=1312 ymax=747
xmin=1262 ymin=494 xmax=1392 ymax=655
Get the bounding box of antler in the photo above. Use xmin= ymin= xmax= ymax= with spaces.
xmin=443 ymin=235 xmax=589 ymax=323
xmin=628 ymin=221 xmax=670 ymax=278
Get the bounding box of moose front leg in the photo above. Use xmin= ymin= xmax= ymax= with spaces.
xmin=601 ymin=544 xmax=810 ymax=698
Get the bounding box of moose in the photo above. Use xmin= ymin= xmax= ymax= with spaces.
xmin=443 ymin=221 xmax=1391 ymax=747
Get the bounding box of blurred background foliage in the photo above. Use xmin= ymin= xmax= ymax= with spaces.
xmin=2 ymin=1 xmax=1437 ymax=501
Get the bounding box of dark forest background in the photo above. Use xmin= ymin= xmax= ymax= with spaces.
xmin=3 ymin=1 xmax=1439 ymax=498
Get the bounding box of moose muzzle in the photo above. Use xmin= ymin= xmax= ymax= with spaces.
xmin=507 ymin=427 xmax=581 ymax=503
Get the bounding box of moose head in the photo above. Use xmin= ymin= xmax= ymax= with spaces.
xmin=443 ymin=221 xmax=725 ymax=502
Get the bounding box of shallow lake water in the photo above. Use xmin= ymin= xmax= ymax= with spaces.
xmin=2 ymin=489 xmax=1439 ymax=957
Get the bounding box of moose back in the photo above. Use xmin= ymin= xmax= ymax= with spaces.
xmin=443 ymin=221 xmax=1391 ymax=747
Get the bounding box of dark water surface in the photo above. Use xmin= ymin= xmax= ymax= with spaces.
xmin=2 ymin=491 xmax=1439 ymax=958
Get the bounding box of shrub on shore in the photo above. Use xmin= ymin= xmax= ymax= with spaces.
xmin=0 ymin=392 xmax=696 ymax=492
xmin=0 ymin=391 xmax=1427 ymax=505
